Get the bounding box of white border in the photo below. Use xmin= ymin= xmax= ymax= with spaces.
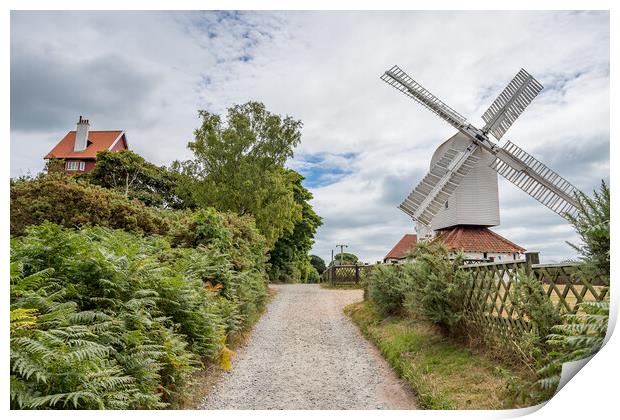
xmin=3 ymin=2 xmax=617 ymax=420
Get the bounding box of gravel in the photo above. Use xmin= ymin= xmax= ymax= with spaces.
xmin=201 ymin=284 xmax=417 ymax=410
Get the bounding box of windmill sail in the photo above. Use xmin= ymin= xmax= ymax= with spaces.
xmin=400 ymin=146 xmax=480 ymax=226
xmin=490 ymin=140 xmax=580 ymax=218
xmin=381 ymin=65 xmax=468 ymax=131
xmin=482 ymin=69 xmax=544 ymax=140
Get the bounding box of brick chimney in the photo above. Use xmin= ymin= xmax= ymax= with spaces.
xmin=74 ymin=116 xmax=90 ymax=152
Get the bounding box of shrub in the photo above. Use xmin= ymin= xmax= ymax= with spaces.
xmin=403 ymin=242 xmax=468 ymax=335
xmin=566 ymin=179 xmax=610 ymax=280
xmin=365 ymin=264 xmax=410 ymax=316
xmin=511 ymin=270 xmax=560 ymax=340
xmin=310 ymin=255 xmax=326 ymax=274
xmin=306 ymin=266 xmax=320 ymax=284
xmin=10 ymin=174 xmax=168 ymax=236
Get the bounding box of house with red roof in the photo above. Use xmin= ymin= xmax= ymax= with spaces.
xmin=384 ymin=234 xmax=417 ymax=264
xmin=45 ymin=116 xmax=129 ymax=173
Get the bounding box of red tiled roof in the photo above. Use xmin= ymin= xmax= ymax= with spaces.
xmin=45 ymin=131 xmax=125 ymax=159
xmin=433 ymin=226 xmax=525 ymax=253
xmin=384 ymin=234 xmax=418 ymax=260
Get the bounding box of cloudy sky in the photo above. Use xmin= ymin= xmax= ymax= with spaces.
xmin=10 ymin=11 xmax=609 ymax=263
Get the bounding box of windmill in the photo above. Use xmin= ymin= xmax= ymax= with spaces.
xmin=381 ymin=65 xmax=582 ymax=248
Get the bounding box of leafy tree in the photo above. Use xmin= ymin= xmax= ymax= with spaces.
xmin=89 ymin=150 xmax=190 ymax=209
xmin=310 ymin=255 xmax=327 ymax=274
xmin=331 ymin=252 xmax=359 ymax=265
xmin=566 ymin=179 xmax=610 ymax=280
xmin=267 ymin=170 xmax=322 ymax=282
xmin=175 ymin=102 xmax=304 ymax=246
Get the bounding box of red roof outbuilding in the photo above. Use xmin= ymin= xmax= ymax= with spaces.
xmin=384 ymin=234 xmax=418 ymax=261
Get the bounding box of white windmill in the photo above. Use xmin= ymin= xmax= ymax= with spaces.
xmin=381 ymin=66 xmax=581 ymax=260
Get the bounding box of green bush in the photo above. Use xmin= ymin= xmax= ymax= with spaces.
xmin=306 ymin=266 xmax=320 ymax=284
xmin=10 ymin=223 xmax=267 ymax=409
xmin=511 ymin=270 xmax=560 ymax=340
xmin=403 ymin=242 xmax=468 ymax=335
xmin=10 ymin=174 xmax=168 ymax=236
xmin=365 ymin=264 xmax=410 ymax=316
xmin=566 ymin=180 xmax=610 ymax=279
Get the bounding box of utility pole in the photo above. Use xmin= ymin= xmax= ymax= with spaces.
xmin=336 ymin=244 xmax=348 ymax=265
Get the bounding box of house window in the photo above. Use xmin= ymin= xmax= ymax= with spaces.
xmin=66 ymin=161 xmax=79 ymax=171
xmin=483 ymin=252 xmax=488 ymax=259
xmin=79 ymin=161 xmax=85 ymax=171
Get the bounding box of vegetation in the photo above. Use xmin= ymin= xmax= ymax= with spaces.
xmin=10 ymin=219 xmax=267 ymax=409
xmin=88 ymin=150 xmax=191 ymax=209
xmin=267 ymin=170 xmax=322 ymax=283
xmin=173 ymin=102 xmax=304 ymax=247
xmin=403 ymin=243 xmax=468 ymax=335
xmin=537 ymin=301 xmax=609 ymax=392
xmin=358 ymin=179 xmax=610 ymax=408
xmin=10 ymin=174 xmax=168 ymax=236
xmin=566 ymin=179 xmax=610 ymax=279
xmin=309 ymin=255 xmax=326 ymax=274
xmin=530 ymin=180 xmax=611 ymax=399
xmin=10 ymin=100 xmax=322 ymax=409
xmin=346 ymin=301 xmax=535 ymax=409
xmin=330 ymin=252 xmax=358 ymax=265
xmin=364 ymin=264 xmax=409 ymax=316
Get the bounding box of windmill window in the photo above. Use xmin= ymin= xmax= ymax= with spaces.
xmin=444 ymin=200 xmax=449 ymax=209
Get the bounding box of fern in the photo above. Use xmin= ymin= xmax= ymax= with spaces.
xmin=536 ymin=300 xmax=609 ymax=392
xmin=11 ymin=222 xmax=268 ymax=409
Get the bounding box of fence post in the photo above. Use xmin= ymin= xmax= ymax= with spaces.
xmin=331 ymin=265 xmax=336 ymax=285
xmin=525 ymin=251 xmax=540 ymax=266
xmin=355 ymin=264 xmax=360 ymax=284
xmin=525 ymin=251 xmax=540 ymax=275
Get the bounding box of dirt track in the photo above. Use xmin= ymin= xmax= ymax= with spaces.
xmin=201 ymin=284 xmax=417 ymax=410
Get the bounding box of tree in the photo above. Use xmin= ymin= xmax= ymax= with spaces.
xmin=566 ymin=179 xmax=610 ymax=279
xmin=310 ymin=255 xmax=326 ymax=274
xmin=331 ymin=252 xmax=358 ymax=265
xmin=267 ymin=171 xmax=322 ymax=282
xmin=176 ymin=102 xmax=304 ymax=246
xmin=88 ymin=150 xmax=190 ymax=209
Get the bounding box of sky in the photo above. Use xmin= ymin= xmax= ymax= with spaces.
xmin=10 ymin=11 xmax=610 ymax=264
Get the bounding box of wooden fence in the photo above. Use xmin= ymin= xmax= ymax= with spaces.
xmin=460 ymin=257 xmax=608 ymax=343
xmin=320 ymin=264 xmax=374 ymax=284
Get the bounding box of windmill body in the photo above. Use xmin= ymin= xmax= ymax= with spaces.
xmin=429 ymin=132 xmax=499 ymax=231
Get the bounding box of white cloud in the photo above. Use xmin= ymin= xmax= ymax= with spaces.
xmin=10 ymin=11 xmax=609 ymax=264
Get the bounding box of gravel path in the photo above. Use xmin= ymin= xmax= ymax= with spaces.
xmin=201 ymin=284 xmax=417 ymax=410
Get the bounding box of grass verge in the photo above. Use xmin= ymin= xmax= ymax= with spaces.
xmin=177 ymin=285 xmax=277 ymax=409
xmin=345 ymin=300 xmax=540 ymax=410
